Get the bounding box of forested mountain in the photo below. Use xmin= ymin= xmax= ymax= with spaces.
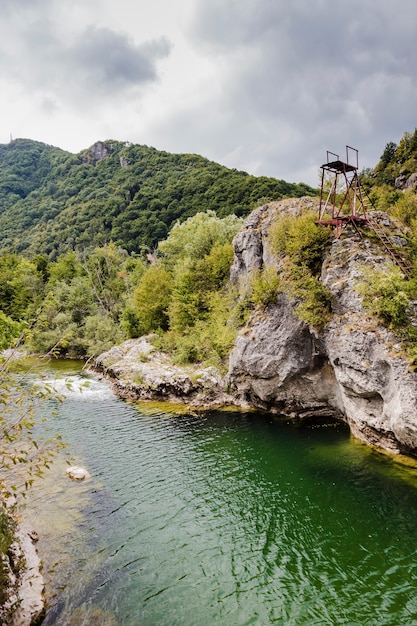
xmin=0 ymin=138 xmax=315 ymax=257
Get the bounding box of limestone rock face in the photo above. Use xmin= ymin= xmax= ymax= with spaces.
xmin=227 ymin=293 xmax=339 ymax=419
xmin=226 ymin=198 xmax=417 ymax=456
xmin=230 ymin=197 xmax=318 ymax=280
xmin=90 ymin=140 xmax=108 ymax=161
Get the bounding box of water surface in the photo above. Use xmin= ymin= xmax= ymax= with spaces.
xmin=18 ymin=362 xmax=417 ymax=625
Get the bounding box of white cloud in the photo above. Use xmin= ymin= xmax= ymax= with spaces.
xmin=0 ymin=0 xmax=417 ymax=185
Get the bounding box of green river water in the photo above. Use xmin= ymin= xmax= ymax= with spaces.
xmin=15 ymin=361 xmax=417 ymax=625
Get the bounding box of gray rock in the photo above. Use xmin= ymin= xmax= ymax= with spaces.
xmin=226 ymin=198 xmax=417 ymax=456
xmin=93 ymin=337 xmax=230 ymax=407
xmin=395 ymin=172 xmax=417 ymax=191
xmin=66 ymin=466 xmax=90 ymax=480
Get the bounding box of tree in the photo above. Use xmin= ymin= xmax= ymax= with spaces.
xmin=133 ymin=265 xmax=172 ymax=333
xmin=380 ymin=142 xmax=397 ymax=167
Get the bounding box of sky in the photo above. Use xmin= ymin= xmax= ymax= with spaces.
xmin=0 ymin=0 xmax=416 ymax=187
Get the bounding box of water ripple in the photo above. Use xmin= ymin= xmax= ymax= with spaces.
xmin=17 ymin=368 xmax=417 ymax=626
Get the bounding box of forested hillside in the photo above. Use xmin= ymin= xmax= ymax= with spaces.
xmin=1 ymin=130 xmax=417 ymax=364
xmin=0 ymin=138 xmax=315 ymax=257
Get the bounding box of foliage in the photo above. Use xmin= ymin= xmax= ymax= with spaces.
xmin=266 ymin=211 xmax=333 ymax=328
xmin=356 ymin=264 xmax=413 ymax=329
xmin=245 ymin=267 xmax=281 ymax=309
xmin=0 ymin=139 xmax=69 ymax=210
xmin=0 ymin=323 xmax=70 ymax=609
xmin=0 ymin=311 xmax=22 ymax=351
xmin=0 ymin=366 xmax=65 ymax=499
xmin=355 ymin=264 xmax=417 ymax=365
xmin=158 ymin=211 xmax=241 ymax=270
xmin=283 ymin=264 xmax=333 ymax=328
xmin=389 ymin=190 xmax=417 ymax=227
xmin=27 ymin=248 xmax=135 ymax=357
xmin=133 ymin=265 xmax=172 ymax=334
xmin=141 ymin=212 xmax=242 ymax=365
xmin=0 ymin=139 xmax=317 ymax=257
xmin=0 ymin=506 xmax=15 ymax=612
xmin=269 ymin=211 xmax=332 ymax=273
xmin=362 ymin=128 xmax=417 ymax=210
xmin=0 ymin=254 xmax=44 ymax=320
xmin=156 ymin=290 xmax=239 ymax=367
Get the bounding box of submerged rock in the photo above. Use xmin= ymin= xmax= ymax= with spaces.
xmin=66 ymin=466 xmax=90 ymax=480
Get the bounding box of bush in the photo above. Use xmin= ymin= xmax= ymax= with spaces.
xmin=246 ymin=267 xmax=281 ymax=308
xmin=269 ymin=211 xmax=332 ymax=274
xmin=356 ymin=264 xmax=412 ymax=328
xmin=266 ymin=212 xmax=333 ymax=328
xmin=133 ymin=265 xmax=172 ymax=333
xmin=0 ymin=507 xmax=15 ymax=614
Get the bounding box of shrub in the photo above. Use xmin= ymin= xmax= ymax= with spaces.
xmin=269 ymin=211 xmax=332 ymax=274
xmin=356 ymin=264 xmax=412 ymax=328
xmin=266 ymin=211 xmax=333 ymax=328
xmin=247 ymin=267 xmax=281 ymax=308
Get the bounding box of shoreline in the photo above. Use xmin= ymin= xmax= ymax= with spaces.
xmin=0 ymin=510 xmax=44 ymax=626
xmin=12 ymin=522 xmax=44 ymax=626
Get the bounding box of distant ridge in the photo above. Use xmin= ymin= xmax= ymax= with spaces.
xmin=0 ymin=138 xmax=316 ymax=257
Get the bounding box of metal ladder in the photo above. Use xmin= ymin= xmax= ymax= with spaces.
xmin=358 ymin=184 xmax=413 ymax=277
xmin=365 ymin=216 xmax=412 ymax=278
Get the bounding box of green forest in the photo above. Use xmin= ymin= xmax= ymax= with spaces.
xmin=1 ymin=130 xmax=417 ymax=367
xmin=0 ymin=138 xmax=313 ymax=257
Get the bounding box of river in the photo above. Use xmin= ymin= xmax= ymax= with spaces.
xmin=16 ymin=360 xmax=417 ymax=625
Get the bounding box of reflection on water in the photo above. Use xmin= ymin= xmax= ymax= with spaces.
xmin=15 ymin=363 xmax=417 ymax=625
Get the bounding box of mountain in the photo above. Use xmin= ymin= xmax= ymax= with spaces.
xmin=0 ymin=138 xmax=316 ymax=257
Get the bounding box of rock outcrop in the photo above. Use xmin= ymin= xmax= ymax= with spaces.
xmin=94 ymin=337 xmax=231 ymax=408
xmin=395 ymin=172 xmax=417 ymax=191
xmin=226 ymin=198 xmax=417 ymax=456
xmin=0 ymin=518 xmax=44 ymax=626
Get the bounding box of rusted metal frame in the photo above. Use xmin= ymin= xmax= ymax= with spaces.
xmin=336 ymin=170 xmax=352 ymax=217
xmin=319 ymin=147 xmax=362 ymax=230
xmin=319 ymin=166 xmax=326 ymax=219
xmin=346 ymin=145 xmax=359 ymax=170
xmin=319 ymin=168 xmax=339 ymax=220
xmin=349 ymin=215 xmax=365 ymax=238
xmin=366 ymin=218 xmax=412 ymax=278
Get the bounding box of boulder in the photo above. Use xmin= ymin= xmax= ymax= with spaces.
xmin=66 ymin=466 xmax=90 ymax=480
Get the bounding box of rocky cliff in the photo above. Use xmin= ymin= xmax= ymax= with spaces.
xmin=95 ymin=197 xmax=417 ymax=458
xmin=226 ymin=198 xmax=417 ymax=456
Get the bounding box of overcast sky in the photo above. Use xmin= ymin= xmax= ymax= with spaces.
xmin=0 ymin=0 xmax=416 ymax=186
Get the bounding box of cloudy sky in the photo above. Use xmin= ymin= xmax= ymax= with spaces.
xmin=0 ymin=0 xmax=416 ymax=186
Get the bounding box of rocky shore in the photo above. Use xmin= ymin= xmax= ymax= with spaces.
xmin=93 ymin=336 xmax=237 ymax=410
xmin=0 ymin=514 xmax=44 ymax=626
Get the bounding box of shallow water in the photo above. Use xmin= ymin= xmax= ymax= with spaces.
xmin=16 ymin=362 xmax=417 ymax=625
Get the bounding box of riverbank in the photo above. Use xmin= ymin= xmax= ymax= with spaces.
xmin=92 ymin=336 xmax=239 ymax=410
xmin=4 ymin=356 xmax=417 ymax=624
xmin=0 ymin=508 xmax=44 ymax=626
